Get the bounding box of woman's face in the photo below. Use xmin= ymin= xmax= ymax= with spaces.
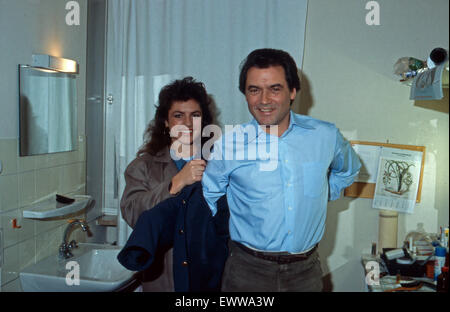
xmin=165 ymin=99 xmax=202 ymax=145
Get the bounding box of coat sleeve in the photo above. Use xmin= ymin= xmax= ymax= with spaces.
xmin=117 ymin=196 xmax=179 ymax=271
xmin=120 ymin=157 xmax=175 ymax=228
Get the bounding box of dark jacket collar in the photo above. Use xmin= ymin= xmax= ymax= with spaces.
xmin=179 ymin=181 xmax=202 ymax=199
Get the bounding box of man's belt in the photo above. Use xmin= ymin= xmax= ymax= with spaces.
xmin=234 ymin=241 xmax=318 ymax=264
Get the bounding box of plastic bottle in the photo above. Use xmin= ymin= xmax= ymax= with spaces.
xmin=434 ymin=247 xmax=446 ymax=280
xmin=444 ymin=227 xmax=449 ymax=249
xmin=436 ymin=266 xmax=448 ymax=292
xmin=425 ymin=260 xmax=435 ymax=279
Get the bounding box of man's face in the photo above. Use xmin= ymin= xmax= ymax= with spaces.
xmin=245 ymin=65 xmax=296 ymax=136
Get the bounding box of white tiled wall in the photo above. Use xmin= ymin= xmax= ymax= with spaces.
xmin=0 ymin=137 xmax=87 ymax=291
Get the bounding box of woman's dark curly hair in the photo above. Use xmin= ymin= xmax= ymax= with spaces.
xmin=137 ymin=77 xmax=214 ymax=156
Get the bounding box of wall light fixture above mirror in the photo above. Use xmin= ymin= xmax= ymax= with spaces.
xmin=32 ymin=54 xmax=79 ymax=74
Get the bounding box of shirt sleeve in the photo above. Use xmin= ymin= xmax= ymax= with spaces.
xmin=202 ymin=139 xmax=229 ymax=216
xmin=328 ymin=128 xmax=361 ymax=201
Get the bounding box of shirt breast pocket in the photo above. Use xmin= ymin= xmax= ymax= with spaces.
xmin=302 ymin=162 xmax=327 ymax=197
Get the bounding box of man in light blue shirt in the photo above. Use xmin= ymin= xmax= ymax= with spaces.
xmin=202 ymin=49 xmax=361 ymax=291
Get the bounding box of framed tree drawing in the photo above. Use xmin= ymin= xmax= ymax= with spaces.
xmin=344 ymin=141 xmax=425 ymax=204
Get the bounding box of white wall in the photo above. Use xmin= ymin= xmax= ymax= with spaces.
xmin=0 ymin=0 xmax=89 ymax=291
xmin=0 ymin=0 xmax=87 ymax=138
xmin=297 ymin=0 xmax=449 ymax=291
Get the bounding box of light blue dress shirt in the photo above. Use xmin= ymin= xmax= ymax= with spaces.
xmin=202 ymin=111 xmax=361 ymax=253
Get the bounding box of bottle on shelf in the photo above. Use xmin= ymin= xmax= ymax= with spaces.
xmin=434 ymin=246 xmax=447 ymax=281
xmin=436 ymin=266 xmax=448 ymax=293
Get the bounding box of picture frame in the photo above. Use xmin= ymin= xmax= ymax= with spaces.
xmin=344 ymin=141 xmax=426 ymax=203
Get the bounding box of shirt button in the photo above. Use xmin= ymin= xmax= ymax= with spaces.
xmin=182 ymin=200 xmax=186 ymax=205
xmin=182 ymin=261 xmax=188 ymax=267
xmin=288 ymin=231 xmax=291 ymax=234
xmin=179 ymin=229 xmax=184 ymax=234
xmin=288 ymin=206 xmax=292 ymax=211
xmin=285 ymin=159 xmax=289 ymax=163
xmin=287 ymin=183 xmax=291 ymax=187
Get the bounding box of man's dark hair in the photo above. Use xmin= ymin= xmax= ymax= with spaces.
xmin=238 ymin=48 xmax=301 ymax=94
xmin=138 ymin=76 xmax=214 ymax=156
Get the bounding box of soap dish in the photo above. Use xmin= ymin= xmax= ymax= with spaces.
xmin=23 ymin=195 xmax=93 ymax=219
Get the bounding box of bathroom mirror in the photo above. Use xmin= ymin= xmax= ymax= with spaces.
xmin=19 ymin=65 xmax=78 ymax=156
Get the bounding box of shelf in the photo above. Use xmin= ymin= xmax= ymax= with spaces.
xmin=97 ymin=215 xmax=118 ymax=227
xmin=22 ymin=195 xmax=93 ymax=219
xmin=400 ymin=63 xmax=449 ymax=88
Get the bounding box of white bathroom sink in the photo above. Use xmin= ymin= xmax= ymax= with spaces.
xmin=20 ymin=243 xmax=136 ymax=292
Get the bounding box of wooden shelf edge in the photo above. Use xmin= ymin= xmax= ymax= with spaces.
xmin=97 ymin=215 xmax=118 ymax=227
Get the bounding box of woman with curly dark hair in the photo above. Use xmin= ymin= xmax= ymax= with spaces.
xmin=120 ymin=76 xmax=216 ymax=291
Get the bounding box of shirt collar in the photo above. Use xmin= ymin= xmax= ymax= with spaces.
xmin=288 ymin=110 xmax=316 ymax=130
xmin=246 ymin=110 xmax=315 ymax=143
xmin=169 ymin=148 xmax=195 ymax=162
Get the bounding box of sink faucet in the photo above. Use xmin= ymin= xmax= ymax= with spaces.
xmin=59 ymin=219 xmax=92 ymax=259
